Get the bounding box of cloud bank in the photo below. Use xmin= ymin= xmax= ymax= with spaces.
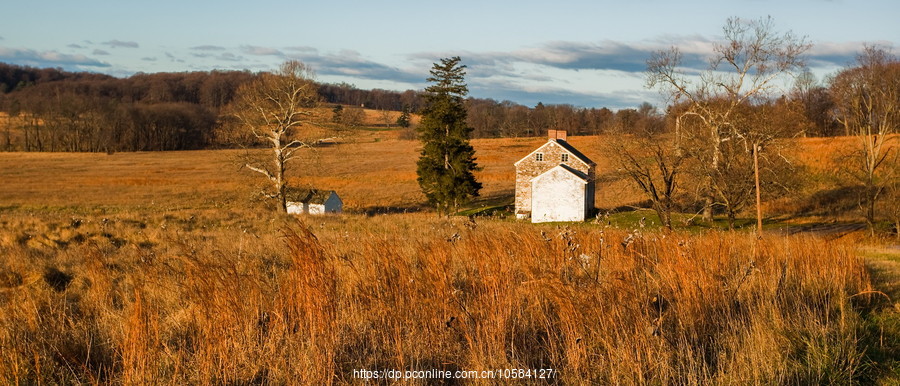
xmin=0 ymin=47 xmax=110 ymax=68
xmin=103 ymin=40 xmax=139 ymax=49
xmin=0 ymin=34 xmax=872 ymax=109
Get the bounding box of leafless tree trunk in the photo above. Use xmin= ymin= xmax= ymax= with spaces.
xmin=831 ymin=46 xmax=899 ymax=232
xmin=647 ymin=16 xmax=810 ymax=225
xmin=753 ymin=144 xmax=762 ymax=234
xmin=379 ymin=109 xmax=392 ymax=128
xmin=605 ymin=128 xmax=685 ymax=230
xmin=230 ymin=61 xmax=322 ymax=212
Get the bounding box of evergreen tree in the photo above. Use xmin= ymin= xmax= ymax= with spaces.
xmin=331 ymin=104 xmax=343 ymax=123
xmin=396 ymin=105 xmax=411 ymax=128
xmin=416 ymin=57 xmax=482 ymax=214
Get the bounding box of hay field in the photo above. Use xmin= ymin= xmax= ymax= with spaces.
xmin=0 ymin=133 xmax=868 ymax=217
xmin=0 ymin=209 xmax=882 ymax=384
xmin=0 ymin=135 xmax=639 ymax=212
xmin=0 ymin=134 xmax=896 ymax=384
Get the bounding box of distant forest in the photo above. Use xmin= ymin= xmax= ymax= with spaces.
xmin=0 ymin=62 xmax=840 ymax=152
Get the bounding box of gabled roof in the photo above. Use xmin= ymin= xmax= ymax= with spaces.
xmin=530 ymin=164 xmax=589 ymax=183
xmin=554 ymin=139 xmax=595 ymax=166
xmin=513 ymin=139 xmax=595 ymax=167
xmin=285 ymin=188 xmax=337 ymax=204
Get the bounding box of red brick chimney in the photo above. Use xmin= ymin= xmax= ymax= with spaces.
xmin=548 ymin=130 xmax=567 ymax=141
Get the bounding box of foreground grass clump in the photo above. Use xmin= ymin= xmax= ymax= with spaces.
xmin=0 ymin=211 xmax=878 ymax=384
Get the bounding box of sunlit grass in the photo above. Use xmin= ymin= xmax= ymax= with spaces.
xmin=0 ymin=134 xmax=892 ymax=383
xmin=0 ymin=208 xmax=883 ymax=384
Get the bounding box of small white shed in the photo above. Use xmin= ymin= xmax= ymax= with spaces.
xmin=530 ymin=165 xmax=589 ymax=223
xmin=285 ymin=188 xmax=343 ymax=215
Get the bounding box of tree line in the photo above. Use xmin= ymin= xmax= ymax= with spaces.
xmin=0 ymin=65 xmax=256 ymax=151
xmin=0 ymin=50 xmax=889 ymax=153
xmin=0 ymin=63 xmax=680 ymax=152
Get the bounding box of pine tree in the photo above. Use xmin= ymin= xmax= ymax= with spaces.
xmin=331 ymin=104 xmax=343 ymax=123
xmin=416 ymin=57 xmax=482 ymax=214
xmin=396 ymin=105 xmax=411 ymax=128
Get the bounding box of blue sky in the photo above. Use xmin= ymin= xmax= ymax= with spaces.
xmin=1 ymin=0 xmax=897 ymax=109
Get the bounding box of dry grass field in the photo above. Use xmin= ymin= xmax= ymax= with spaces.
xmin=0 ymin=211 xmax=885 ymax=384
xmin=0 ymin=132 xmax=880 ymax=220
xmin=0 ymin=134 xmax=636 ymax=212
xmin=0 ymin=132 xmax=898 ymax=384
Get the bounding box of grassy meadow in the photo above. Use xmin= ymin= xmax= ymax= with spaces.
xmin=0 ymin=134 xmax=639 ymax=212
xmin=0 ymin=132 xmax=898 ymax=384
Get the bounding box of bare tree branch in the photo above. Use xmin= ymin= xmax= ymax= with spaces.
xmin=229 ymin=60 xmax=324 ymax=212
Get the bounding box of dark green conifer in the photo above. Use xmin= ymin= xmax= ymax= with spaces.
xmin=396 ymin=105 xmax=411 ymax=128
xmin=416 ymin=57 xmax=482 ymax=214
xmin=331 ymin=104 xmax=343 ymax=123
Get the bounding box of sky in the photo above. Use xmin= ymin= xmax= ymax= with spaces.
xmin=1 ymin=0 xmax=897 ymax=109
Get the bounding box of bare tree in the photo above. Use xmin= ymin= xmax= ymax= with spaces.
xmin=605 ymin=128 xmax=685 ymax=230
xmin=2 ymin=98 xmax=16 ymax=151
xmin=230 ymin=61 xmax=321 ymax=212
xmin=341 ymin=106 xmax=365 ymax=128
xmin=744 ymin=100 xmax=805 ymax=231
xmin=647 ymin=16 xmax=810 ymax=224
xmin=830 ymin=45 xmax=900 ymax=231
xmin=379 ymin=108 xmax=393 ymax=128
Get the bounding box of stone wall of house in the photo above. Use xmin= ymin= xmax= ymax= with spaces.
xmin=515 ymin=140 xmax=594 ymax=218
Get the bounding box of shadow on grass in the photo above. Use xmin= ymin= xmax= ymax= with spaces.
xmin=794 ymin=185 xmax=866 ymax=218
xmin=356 ymin=205 xmax=425 ymax=216
xmin=597 ymin=207 xmax=755 ymax=231
xmin=455 ymin=192 xmax=514 ymax=218
xmin=858 ymin=250 xmax=900 ymax=384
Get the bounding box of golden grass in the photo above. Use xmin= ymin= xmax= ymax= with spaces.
xmin=0 ymin=133 xmax=868 ymax=218
xmin=358 ymin=107 xmax=421 ymax=126
xmin=0 ymin=134 xmax=647 ymax=213
xmin=0 ymin=132 xmax=890 ymax=383
xmin=0 ymin=209 xmax=878 ymax=384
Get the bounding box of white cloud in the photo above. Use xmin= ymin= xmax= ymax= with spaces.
xmin=102 ymin=40 xmax=139 ymax=48
xmin=240 ymin=45 xmax=284 ymax=56
xmin=191 ymin=45 xmax=226 ymax=51
xmin=0 ymin=47 xmax=110 ymax=68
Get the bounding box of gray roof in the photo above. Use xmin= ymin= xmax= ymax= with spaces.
xmin=514 ymin=138 xmax=596 ymax=167
xmin=555 ymin=139 xmax=595 ymax=166
xmin=284 ymin=188 xmax=336 ymax=204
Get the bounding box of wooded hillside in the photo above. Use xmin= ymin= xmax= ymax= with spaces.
xmin=0 ymin=57 xmax=885 ymax=152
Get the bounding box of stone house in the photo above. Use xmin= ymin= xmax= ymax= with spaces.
xmin=285 ymin=188 xmax=343 ymax=215
xmin=514 ymin=130 xmax=595 ymax=222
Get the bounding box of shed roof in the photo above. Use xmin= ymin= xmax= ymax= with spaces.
xmin=513 ymin=139 xmax=595 ymax=167
xmin=285 ymin=188 xmax=336 ymax=204
xmin=554 ymin=139 xmax=595 ymax=166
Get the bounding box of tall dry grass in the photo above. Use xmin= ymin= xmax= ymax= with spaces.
xmin=0 ymin=209 xmax=878 ymax=384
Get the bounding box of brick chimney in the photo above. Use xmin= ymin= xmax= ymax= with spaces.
xmin=548 ymin=130 xmax=567 ymax=141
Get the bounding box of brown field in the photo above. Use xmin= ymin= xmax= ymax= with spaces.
xmin=0 ymin=210 xmax=884 ymax=384
xmin=0 ymin=131 xmax=876 ymax=232
xmin=358 ymin=107 xmax=421 ymax=126
xmin=0 ymin=134 xmax=636 ymax=212
xmin=0 ymin=133 xmax=898 ymax=384
xmin=0 ymin=133 xmax=871 ymax=216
